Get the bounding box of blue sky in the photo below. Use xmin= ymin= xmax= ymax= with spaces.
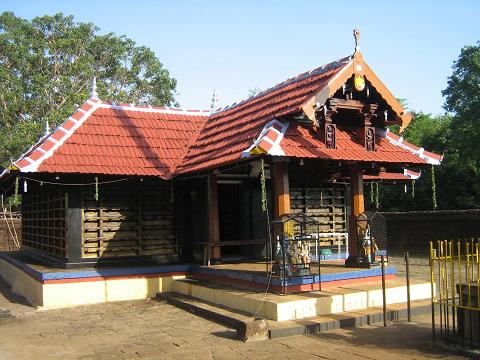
xmin=1 ymin=1 xmax=479 ymax=114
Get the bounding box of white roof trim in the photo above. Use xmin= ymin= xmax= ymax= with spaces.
xmin=19 ymin=100 xmax=103 ymax=173
xmin=242 ymin=119 xmax=289 ymax=158
xmin=404 ymin=169 xmax=421 ymax=180
xmin=378 ymin=128 xmax=442 ymax=165
xmin=97 ymin=103 xmax=210 ymax=116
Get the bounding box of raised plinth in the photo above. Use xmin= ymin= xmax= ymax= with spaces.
xmin=172 ymin=277 xmax=433 ymax=321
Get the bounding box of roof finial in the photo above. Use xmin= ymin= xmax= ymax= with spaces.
xmin=91 ymin=76 xmax=98 ymax=99
xmin=353 ymin=28 xmax=360 ymax=54
xmin=210 ymin=89 xmax=219 ymax=110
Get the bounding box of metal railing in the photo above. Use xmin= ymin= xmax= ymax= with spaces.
xmin=430 ymin=239 xmax=480 ymax=347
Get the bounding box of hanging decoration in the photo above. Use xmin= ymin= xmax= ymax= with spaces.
xmin=23 ymin=179 xmax=27 ymax=193
xmin=375 ymin=182 xmax=380 ymax=209
xmin=411 ymin=180 xmax=415 ymax=199
xmin=260 ymin=158 xmax=267 ymax=213
xmin=370 ymin=182 xmax=374 ymax=204
xmin=431 ymin=165 xmax=437 ymax=210
xmin=320 ymin=189 xmax=323 ymax=207
xmin=14 ymin=176 xmax=19 ymax=198
xmin=94 ymin=176 xmax=99 ymax=202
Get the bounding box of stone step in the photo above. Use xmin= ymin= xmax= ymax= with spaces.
xmin=268 ymin=299 xmax=432 ymax=339
xmin=0 ymin=308 xmax=13 ymax=319
xmin=171 ymin=276 xmax=433 ymax=321
xmin=156 ymin=291 xmax=269 ymax=342
xmin=158 ymin=289 xmax=431 ymax=341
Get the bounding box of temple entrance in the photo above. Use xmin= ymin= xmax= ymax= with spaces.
xmin=218 ymin=183 xmax=244 ymax=257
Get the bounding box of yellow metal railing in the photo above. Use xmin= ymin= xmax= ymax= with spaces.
xmin=430 ymin=239 xmax=480 ymax=347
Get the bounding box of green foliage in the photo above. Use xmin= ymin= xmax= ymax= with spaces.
xmin=0 ymin=12 xmax=177 ymax=166
xmin=377 ymin=41 xmax=480 ymax=211
xmin=442 ymin=42 xmax=480 ymax=171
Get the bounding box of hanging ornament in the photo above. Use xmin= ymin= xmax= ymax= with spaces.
xmin=94 ymin=176 xmax=99 ymax=202
xmin=320 ymin=189 xmax=323 ymax=207
xmin=411 ymin=180 xmax=415 ymax=199
xmin=354 ymin=74 xmax=366 ymax=91
xmin=14 ymin=176 xmax=19 ymax=197
xmin=23 ymin=179 xmax=27 ymax=193
xmin=260 ymin=158 xmax=267 ymax=213
xmin=431 ymin=165 xmax=437 ymax=210
xmin=370 ymin=182 xmax=374 ymax=203
xmin=375 ymin=182 xmax=380 ymax=209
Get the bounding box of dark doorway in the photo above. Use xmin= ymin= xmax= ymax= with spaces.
xmin=218 ymin=183 xmax=243 ymax=256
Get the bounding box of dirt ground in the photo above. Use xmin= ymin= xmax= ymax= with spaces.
xmin=0 ymin=253 xmax=471 ymax=360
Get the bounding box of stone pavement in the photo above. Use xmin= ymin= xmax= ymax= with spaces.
xmin=0 ymin=253 xmax=470 ymax=360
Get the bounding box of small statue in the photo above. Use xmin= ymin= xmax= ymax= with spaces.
xmin=299 ymin=241 xmax=311 ymax=267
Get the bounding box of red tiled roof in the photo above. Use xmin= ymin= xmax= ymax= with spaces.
xmin=364 ymin=169 xmax=421 ymax=181
xmin=178 ymin=56 xmax=442 ymax=174
xmin=280 ymin=124 xmax=440 ymax=164
xmin=6 ymin=56 xmax=443 ymax=180
xmin=177 ymin=57 xmax=352 ymax=173
xmin=12 ymin=98 xmax=209 ymax=179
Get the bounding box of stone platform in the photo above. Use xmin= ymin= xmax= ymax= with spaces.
xmin=0 ymin=252 xmax=426 ymax=313
xmin=170 ymin=276 xmax=432 ymax=321
xmin=194 ymin=260 xmax=396 ymax=293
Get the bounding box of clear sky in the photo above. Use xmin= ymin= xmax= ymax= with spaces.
xmin=1 ymin=1 xmax=479 ymax=114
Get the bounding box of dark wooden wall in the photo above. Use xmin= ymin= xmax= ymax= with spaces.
xmin=290 ymin=186 xmax=347 ymax=246
xmin=22 ymin=189 xmax=67 ymax=259
xmin=82 ymin=178 xmax=177 ymax=262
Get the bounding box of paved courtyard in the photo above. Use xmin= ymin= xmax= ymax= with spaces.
xmin=0 ymin=253 xmax=470 ymax=359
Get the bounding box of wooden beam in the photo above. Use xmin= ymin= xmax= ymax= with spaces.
xmin=207 ymin=174 xmax=221 ymax=259
xmin=347 ymin=164 xmax=364 ymax=262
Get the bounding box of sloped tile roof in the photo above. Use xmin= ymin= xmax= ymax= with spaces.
xmin=279 ymin=124 xmax=441 ymax=164
xmin=177 ymin=57 xmax=352 ymax=173
xmin=6 ymin=55 xmax=443 ymax=180
xmin=364 ymin=169 xmax=422 ymax=181
xmin=12 ymin=98 xmax=209 ymax=179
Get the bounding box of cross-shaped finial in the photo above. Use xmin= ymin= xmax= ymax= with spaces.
xmin=210 ymin=89 xmax=219 ymax=110
xmin=353 ymin=28 xmax=360 ymax=53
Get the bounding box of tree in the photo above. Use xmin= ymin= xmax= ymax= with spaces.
xmin=442 ymin=42 xmax=480 ymax=170
xmin=442 ymin=42 xmax=480 ymax=208
xmin=0 ymin=12 xmax=177 ymax=166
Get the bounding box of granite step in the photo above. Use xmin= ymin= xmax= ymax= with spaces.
xmin=156 ymin=291 xmax=269 ymax=342
xmin=0 ymin=308 xmax=14 ymax=319
xmin=268 ymin=299 xmax=432 ymax=339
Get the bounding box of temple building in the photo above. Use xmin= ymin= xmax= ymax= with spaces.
xmin=0 ymin=30 xmax=441 ymax=309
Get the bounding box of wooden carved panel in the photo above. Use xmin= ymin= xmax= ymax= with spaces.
xmin=325 ymin=123 xmax=336 ymax=149
xmin=365 ymin=126 xmax=375 ymax=151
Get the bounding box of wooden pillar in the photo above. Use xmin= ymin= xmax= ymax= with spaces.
xmin=207 ymin=174 xmax=221 ymax=260
xmin=345 ymin=164 xmax=365 ymax=267
xmin=272 ymin=159 xmax=291 ymax=245
xmin=273 ymin=159 xmax=291 ymax=218
xmin=65 ymin=190 xmax=83 ymax=265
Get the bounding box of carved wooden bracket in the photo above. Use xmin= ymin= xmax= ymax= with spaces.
xmin=317 ymin=105 xmax=338 ymax=149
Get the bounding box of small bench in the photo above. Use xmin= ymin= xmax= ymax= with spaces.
xmin=201 ymin=239 xmax=268 ymax=266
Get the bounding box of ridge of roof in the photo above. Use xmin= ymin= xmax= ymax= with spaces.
xmin=212 ymin=55 xmax=352 ymax=115
xmin=97 ymin=100 xmax=211 ymax=115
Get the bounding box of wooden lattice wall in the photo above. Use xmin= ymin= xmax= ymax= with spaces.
xmin=22 ymin=190 xmax=67 ymax=259
xmin=82 ymin=179 xmax=176 ymax=261
xmin=290 ymin=186 xmax=347 ymax=246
